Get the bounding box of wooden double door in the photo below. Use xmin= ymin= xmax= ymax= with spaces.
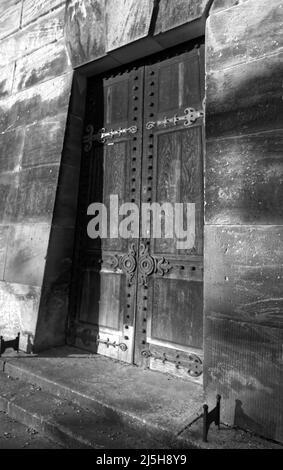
xmin=68 ymin=46 xmax=204 ymax=382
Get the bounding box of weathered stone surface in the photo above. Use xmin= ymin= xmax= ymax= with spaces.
xmin=204 ymin=225 xmax=283 ymax=329
xmin=0 ymin=72 xmax=73 ymax=133
xmin=53 ymin=164 xmax=80 ymax=227
xmin=204 ymin=318 xmax=283 ymax=442
xmin=0 ymin=226 xmax=9 ymax=280
xmin=155 ymin=0 xmax=210 ymax=34
xmin=0 ymin=0 xmax=22 ymax=40
xmin=0 ymin=127 xmax=25 ymax=172
xmin=0 ymin=63 xmax=15 ymax=98
xmin=61 ymin=114 xmax=83 ymax=168
xmin=65 ymin=0 xmax=155 ymax=67
xmin=0 ymin=172 xmax=19 ymax=224
xmin=205 ymin=130 xmax=283 ymax=224
xmin=206 ymin=52 xmax=283 ymax=139
xmin=15 ymin=165 xmax=60 ymax=224
xmin=22 ymin=114 xmax=67 ymax=167
xmin=4 ymin=224 xmax=50 ymax=286
xmin=35 ymin=226 xmax=75 ymax=350
xmin=68 ymin=73 xmax=87 ymax=118
xmin=0 ymin=6 xmax=65 ymax=67
xmin=210 ymin=0 xmax=248 ymax=14
xmin=13 ymin=40 xmax=71 ymax=92
xmin=206 ymin=0 xmax=283 ymax=72
xmin=0 ymin=280 xmax=41 ymax=349
xmin=22 ymin=0 xmax=66 ymax=26
xmin=65 ymin=0 xmax=106 ymax=68
xmin=106 ymin=0 xmax=154 ymax=51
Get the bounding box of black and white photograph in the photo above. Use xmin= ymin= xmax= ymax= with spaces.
xmin=0 ymin=0 xmax=282 ymax=456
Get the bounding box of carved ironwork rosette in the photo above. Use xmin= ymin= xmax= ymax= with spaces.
xmin=104 ymin=243 xmax=172 ymax=286
xmin=138 ymin=243 xmax=172 ymax=287
xmin=105 ymin=243 xmax=137 ymax=285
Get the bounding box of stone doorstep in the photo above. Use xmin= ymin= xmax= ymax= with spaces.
xmin=1 ymin=348 xmax=281 ymax=449
xmin=0 ymin=348 xmax=204 ymax=449
xmin=0 ymin=373 xmax=170 ymax=449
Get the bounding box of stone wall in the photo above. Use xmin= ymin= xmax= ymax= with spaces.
xmin=204 ymin=0 xmax=283 ymax=442
xmin=0 ymin=0 xmax=74 ymax=351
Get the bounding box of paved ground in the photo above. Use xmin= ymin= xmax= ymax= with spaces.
xmin=0 ymin=411 xmax=62 ymax=449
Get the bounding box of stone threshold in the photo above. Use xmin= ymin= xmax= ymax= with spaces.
xmin=0 ymin=346 xmax=204 ymax=448
xmin=0 ymin=346 xmax=281 ymax=449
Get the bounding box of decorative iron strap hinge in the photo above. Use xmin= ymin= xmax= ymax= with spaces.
xmin=73 ymin=327 xmax=128 ymax=352
xmin=146 ymin=106 xmax=204 ymax=130
xmin=141 ymin=349 xmax=203 ymax=377
xmin=83 ymin=124 xmax=138 ymax=151
xmin=96 ymin=336 xmax=128 ymax=352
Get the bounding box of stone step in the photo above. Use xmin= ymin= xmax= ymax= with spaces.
xmin=0 ymin=372 xmax=174 ymax=449
xmin=0 ymin=353 xmax=280 ymax=449
xmin=0 ymin=348 xmax=204 ymax=448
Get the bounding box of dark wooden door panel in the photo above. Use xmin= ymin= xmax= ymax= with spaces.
xmin=68 ymin=66 xmax=144 ymax=363
xmin=134 ymin=48 xmax=204 ymax=382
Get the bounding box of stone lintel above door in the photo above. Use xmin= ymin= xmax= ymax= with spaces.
xmin=64 ymin=0 xmax=212 ymax=71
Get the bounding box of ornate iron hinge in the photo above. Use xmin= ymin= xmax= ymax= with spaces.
xmin=146 ymin=106 xmax=204 ymax=130
xmin=96 ymin=336 xmax=128 ymax=352
xmin=83 ymin=124 xmax=138 ymax=151
xmin=141 ymin=349 xmax=203 ymax=377
xmin=73 ymin=327 xmax=128 ymax=352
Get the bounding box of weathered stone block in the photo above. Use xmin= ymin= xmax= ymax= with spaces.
xmin=52 ymin=163 xmax=80 ymax=227
xmin=34 ymin=226 xmax=75 ymax=351
xmin=205 ymin=130 xmax=283 ymax=224
xmin=204 ymin=317 xmax=283 ymax=442
xmin=0 ymin=127 xmax=24 ymax=172
xmin=13 ymin=40 xmax=71 ymax=92
xmin=0 ymin=0 xmax=22 ymax=40
xmin=206 ymin=52 xmax=283 ymax=139
xmin=65 ymin=0 xmax=106 ymax=68
xmin=0 ymin=63 xmax=15 ymax=98
xmin=22 ymin=0 xmax=66 ymax=26
xmin=0 ymin=72 xmax=73 ymax=133
xmin=206 ymin=0 xmax=283 ymax=71
xmin=65 ymin=0 xmax=155 ymax=67
xmin=4 ymin=223 xmax=50 ymax=286
xmin=155 ymin=0 xmax=210 ymax=34
xmin=0 ymin=6 xmax=65 ymax=67
xmin=15 ymin=165 xmax=60 ymax=224
xmin=0 ymin=172 xmax=19 ymax=224
xmin=204 ymin=225 xmax=283 ymax=329
xmin=0 ymin=226 xmax=9 ymax=280
xmin=210 ymin=0 xmax=248 ymax=14
xmin=61 ymin=114 xmax=83 ymax=168
xmin=106 ymin=0 xmax=154 ymax=51
xmin=22 ymin=114 xmax=67 ymax=167
xmin=0 ymin=280 xmax=41 ymax=350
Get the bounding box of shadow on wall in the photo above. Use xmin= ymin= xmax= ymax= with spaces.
xmin=32 ymin=73 xmax=108 ymax=355
xmin=234 ymin=399 xmax=276 ymax=439
xmin=205 ymin=55 xmax=283 ymax=225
